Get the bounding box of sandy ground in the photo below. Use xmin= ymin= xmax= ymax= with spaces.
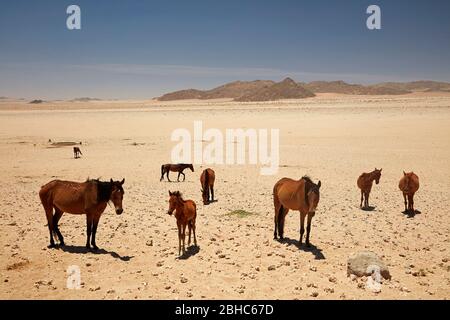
xmin=0 ymin=93 xmax=449 ymax=300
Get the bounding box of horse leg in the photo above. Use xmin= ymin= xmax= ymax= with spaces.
xmin=408 ymin=194 xmax=414 ymax=212
xmin=160 ymin=168 xmax=165 ymax=182
xmin=177 ymin=172 xmax=181 ymax=182
xmin=306 ymin=213 xmax=313 ymax=247
xmin=279 ymin=208 xmax=289 ymax=239
xmin=91 ymin=214 xmax=101 ymax=251
xmin=360 ymin=190 xmax=364 ymax=208
xmin=273 ymin=199 xmax=281 ymax=239
xmin=403 ymin=192 xmax=408 ymax=212
xmin=182 ymin=223 xmax=187 ymax=255
xmin=181 ymin=171 xmax=186 ymax=182
xmin=44 ymin=205 xmax=55 ymax=248
xmin=299 ymin=211 xmax=306 ymax=246
xmin=85 ymin=214 xmax=93 ymax=250
xmin=192 ymin=219 xmax=197 ymax=246
xmin=210 ymin=186 xmax=214 ymax=202
xmin=177 ymin=221 xmax=181 ymax=256
xmin=365 ymin=191 xmax=370 ymax=208
xmin=188 ymin=221 xmax=192 ymax=246
xmin=53 ymin=208 xmax=65 ymax=246
xmin=167 ymin=171 xmax=171 ymax=182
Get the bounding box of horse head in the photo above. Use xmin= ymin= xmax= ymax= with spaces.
xmin=110 ymin=178 xmax=125 ymax=215
xmin=304 ymin=177 xmax=321 ymax=215
xmin=168 ymin=191 xmax=182 ymax=215
xmin=374 ymin=168 xmax=382 ymax=184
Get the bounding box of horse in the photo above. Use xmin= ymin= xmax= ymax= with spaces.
xmin=273 ymin=176 xmax=321 ymax=247
xmin=357 ymin=168 xmax=382 ymax=209
xmin=73 ymin=147 xmax=83 ymax=159
xmin=167 ymin=191 xmax=197 ymax=256
xmin=39 ymin=178 xmax=125 ymax=250
xmin=399 ymin=171 xmax=420 ymax=213
xmin=200 ymin=168 xmax=215 ymax=205
xmin=160 ymin=163 xmax=194 ymax=182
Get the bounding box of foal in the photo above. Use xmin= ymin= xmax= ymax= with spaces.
xmin=357 ymin=168 xmax=382 ymax=209
xmin=167 ymin=191 xmax=197 ymax=256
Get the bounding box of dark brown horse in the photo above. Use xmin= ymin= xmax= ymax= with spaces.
xmin=73 ymin=147 xmax=82 ymax=159
xmin=273 ymin=176 xmax=321 ymax=247
xmin=399 ymin=171 xmax=420 ymax=213
xmin=200 ymin=168 xmax=215 ymax=205
xmin=160 ymin=163 xmax=194 ymax=182
xmin=357 ymin=168 xmax=382 ymax=209
xmin=39 ymin=178 xmax=125 ymax=250
xmin=167 ymin=191 xmax=197 ymax=256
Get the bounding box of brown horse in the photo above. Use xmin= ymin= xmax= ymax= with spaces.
xmin=273 ymin=176 xmax=321 ymax=247
xmin=399 ymin=171 xmax=420 ymax=213
xmin=39 ymin=178 xmax=125 ymax=250
xmin=200 ymin=168 xmax=215 ymax=205
xmin=167 ymin=191 xmax=197 ymax=256
xmin=73 ymin=147 xmax=82 ymax=159
xmin=160 ymin=163 xmax=194 ymax=182
xmin=357 ymin=168 xmax=382 ymax=209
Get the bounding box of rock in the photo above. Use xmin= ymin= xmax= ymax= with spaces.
xmin=180 ymin=277 xmax=188 ymax=284
xmin=268 ymin=265 xmax=276 ymax=271
xmin=310 ymin=291 xmax=319 ymax=297
xmin=328 ymin=276 xmax=337 ymax=283
xmin=347 ymin=251 xmax=391 ymax=280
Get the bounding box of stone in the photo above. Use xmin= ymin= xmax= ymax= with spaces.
xmin=347 ymin=251 xmax=391 ymax=280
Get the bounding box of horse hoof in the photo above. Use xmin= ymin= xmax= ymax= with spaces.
xmin=48 ymin=243 xmax=56 ymax=249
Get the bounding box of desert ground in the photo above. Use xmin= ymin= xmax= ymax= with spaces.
xmin=0 ymin=93 xmax=449 ymax=299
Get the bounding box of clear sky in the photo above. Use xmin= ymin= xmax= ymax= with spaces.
xmin=1 ymin=0 xmax=449 ymax=99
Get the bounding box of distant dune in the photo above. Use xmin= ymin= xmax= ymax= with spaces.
xmin=157 ymin=79 xmax=450 ymax=101
xmin=70 ymin=97 xmax=102 ymax=102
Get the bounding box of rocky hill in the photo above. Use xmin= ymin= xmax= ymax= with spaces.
xmin=157 ymin=79 xmax=450 ymax=101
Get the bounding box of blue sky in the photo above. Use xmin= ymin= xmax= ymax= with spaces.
xmin=1 ymin=0 xmax=449 ymax=99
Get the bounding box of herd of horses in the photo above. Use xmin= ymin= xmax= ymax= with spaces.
xmin=39 ymin=163 xmax=420 ymax=257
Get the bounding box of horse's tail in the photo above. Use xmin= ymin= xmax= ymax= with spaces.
xmin=204 ymin=169 xmax=209 ymax=188
xmin=276 ymin=204 xmax=284 ymax=238
xmin=39 ymin=182 xmax=55 ymax=231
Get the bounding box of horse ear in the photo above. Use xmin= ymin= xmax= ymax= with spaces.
xmin=169 ymin=191 xmax=172 ymax=196
xmin=403 ymin=171 xmax=406 ymax=176
xmin=120 ymin=178 xmax=125 ymax=185
xmin=380 ymin=168 xmax=382 ymax=172
xmin=110 ymin=178 xmax=113 ymax=183
xmin=317 ymin=181 xmax=321 ymax=189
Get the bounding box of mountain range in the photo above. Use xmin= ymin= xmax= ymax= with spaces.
xmin=157 ymin=78 xmax=450 ymax=102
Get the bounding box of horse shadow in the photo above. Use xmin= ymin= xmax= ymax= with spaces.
xmin=361 ymin=206 xmax=376 ymax=212
xmin=178 ymin=245 xmax=200 ymax=260
xmin=402 ymin=209 xmax=421 ymax=218
xmin=278 ymin=237 xmax=325 ymax=260
xmin=58 ymin=245 xmax=134 ymax=262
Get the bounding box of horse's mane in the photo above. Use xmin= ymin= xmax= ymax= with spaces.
xmin=302 ymin=175 xmax=319 ymax=206
xmin=171 ymin=191 xmax=184 ymax=200
xmin=86 ymin=178 xmax=123 ymax=203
